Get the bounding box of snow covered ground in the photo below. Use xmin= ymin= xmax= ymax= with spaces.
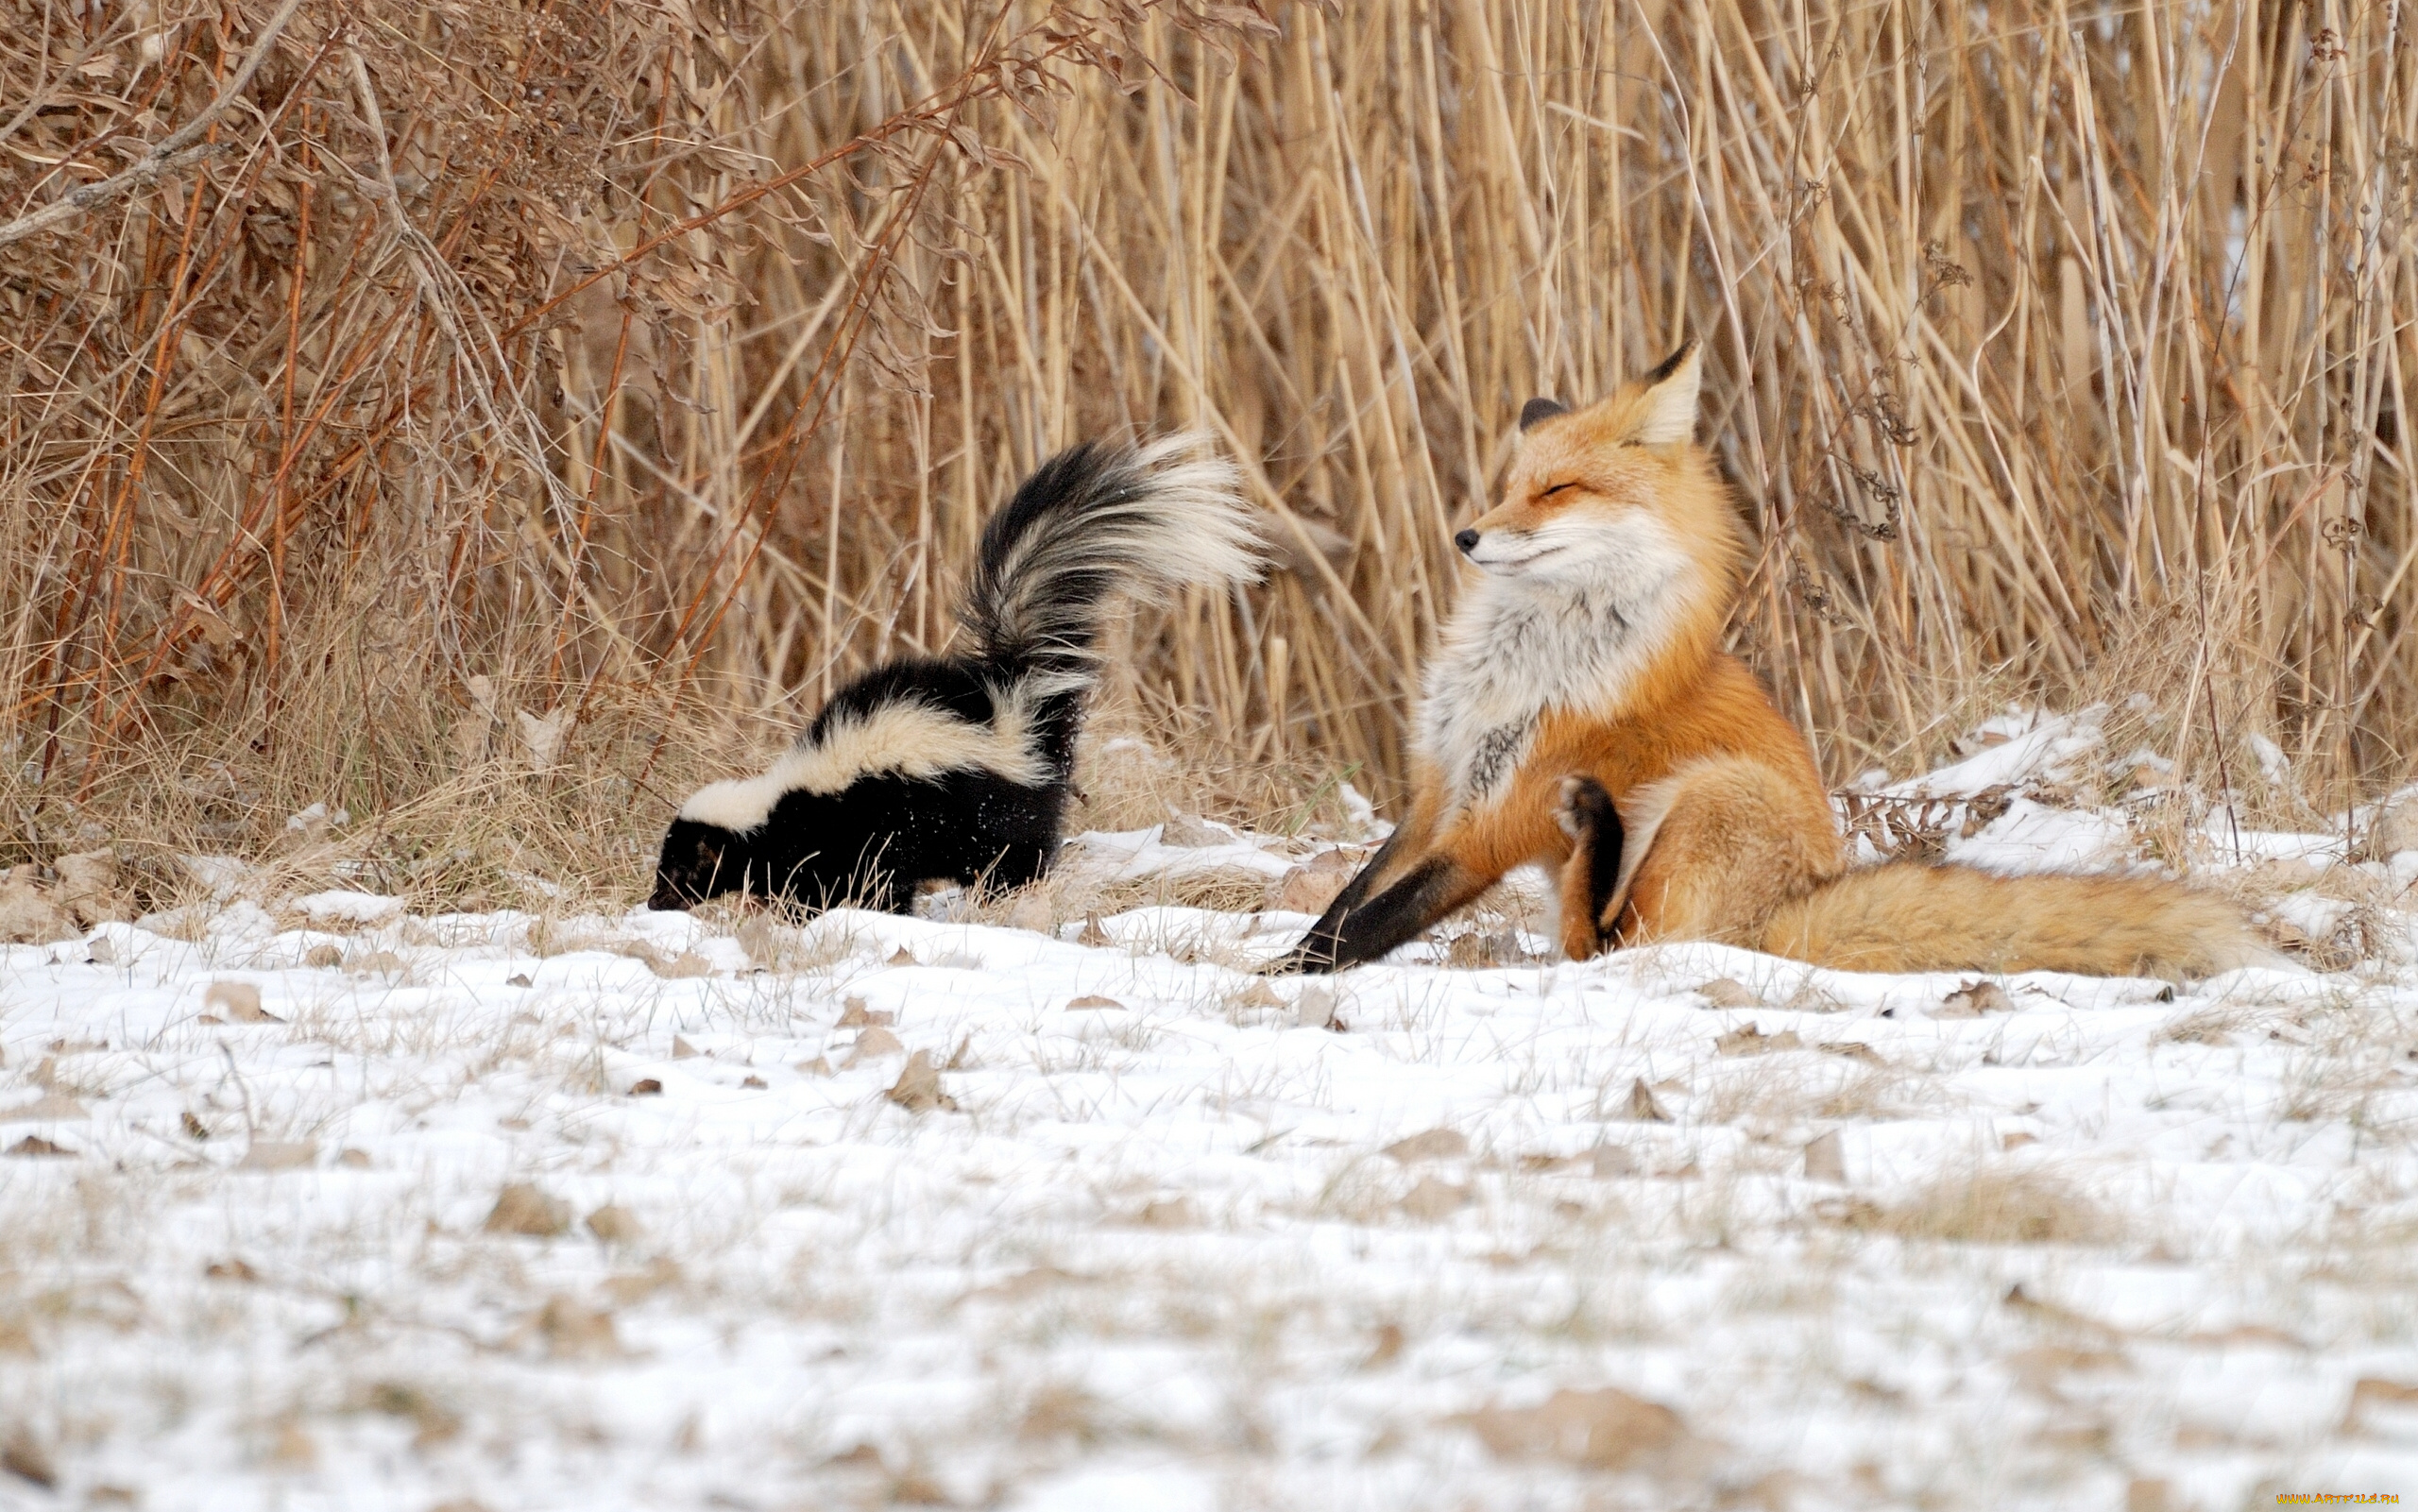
xmin=9 ymin=721 xmax=2418 ymax=1509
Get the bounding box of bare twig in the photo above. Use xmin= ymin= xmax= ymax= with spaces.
xmin=0 ymin=0 xmax=307 ymax=248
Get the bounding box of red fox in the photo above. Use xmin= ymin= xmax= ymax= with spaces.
xmin=1275 ymin=339 xmax=2265 ymax=979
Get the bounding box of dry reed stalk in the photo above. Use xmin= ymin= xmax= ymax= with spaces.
xmin=3 ymin=2 xmax=2411 ymax=895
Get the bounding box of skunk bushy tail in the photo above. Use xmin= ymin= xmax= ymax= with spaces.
xmin=957 ymin=435 xmax=1263 ymax=681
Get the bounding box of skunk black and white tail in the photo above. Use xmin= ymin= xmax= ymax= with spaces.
xmin=649 ymin=436 xmax=1262 ymax=914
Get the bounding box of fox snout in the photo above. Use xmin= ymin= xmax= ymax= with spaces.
xmin=1454 ymin=527 xmax=1480 ymax=555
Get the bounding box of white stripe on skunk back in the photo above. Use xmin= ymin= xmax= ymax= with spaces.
xmin=676 ymin=690 xmax=1056 ymax=834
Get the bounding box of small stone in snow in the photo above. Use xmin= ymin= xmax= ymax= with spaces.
xmin=6 ymin=1136 xmax=72 ymax=1159
xmin=303 ymin=944 xmax=343 ymax=969
xmin=1295 ymin=986 xmax=1339 ymax=1030
xmin=1803 ymin=1131 xmax=1847 ymax=1182
xmin=887 ymin=946 xmax=919 ymax=966
xmin=672 ymin=1035 xmax=700 ymax=1059
xmin=505 ymin=972 xmax=533 ymax=987
xmin=848 ymin=1027 xmax=905 ymax=1062
xmin=1065 ymin=994 xmax=1123 ymax=1011
xmin=628 ymin=1079 xmax=663 ymax=1096
xmin=1078 ymin=912 xmax=1111 ymax=947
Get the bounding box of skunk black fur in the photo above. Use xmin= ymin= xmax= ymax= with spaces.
xmin=648 ymin=436 xmax=1261 ymax=914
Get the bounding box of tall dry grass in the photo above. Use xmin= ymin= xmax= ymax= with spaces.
xmin=3 ymin=0 xmax=2412 ymax=897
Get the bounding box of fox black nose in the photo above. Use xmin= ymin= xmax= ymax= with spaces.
xmin=1454 ymin=528 xmax=1480 ymax=555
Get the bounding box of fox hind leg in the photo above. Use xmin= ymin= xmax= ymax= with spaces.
xmin=1554 ymin=775 xmax=1626 ymax=960
xmin=1612 ymin=756 xmax=1841 ymax=947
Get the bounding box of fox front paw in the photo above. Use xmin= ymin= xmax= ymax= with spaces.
xmin=1556 ymin=774 xmax=1614 ymax=841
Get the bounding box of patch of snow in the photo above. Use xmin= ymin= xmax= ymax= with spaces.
xmin=1883 ymin=707 xmax=2104 ymax=798
xmin=176 ymin=852 xmax=253 ymax=900
xmin=290 ymin=889 xmax=406 ymax=924
xmin=9 ymin=759 xmax=2418 ymax=1507
xmin=1947 ymin=796 xmax=2132 ymax=875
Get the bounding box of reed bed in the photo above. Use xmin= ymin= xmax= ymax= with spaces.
xmin=2 ymin=0 xmax=2410 ymax=892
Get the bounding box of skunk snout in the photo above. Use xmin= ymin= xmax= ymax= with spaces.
xmin=645 ymin=878 xmax=691 ymax=912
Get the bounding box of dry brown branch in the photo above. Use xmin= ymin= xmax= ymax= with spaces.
xmin=0 ymin=0 xmax=307 ymax=248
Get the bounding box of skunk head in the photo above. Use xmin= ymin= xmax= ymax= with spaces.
xmin=651 ymin=765 xmax=798 ymax=910
xmin=647 ymin=816 xmax=750 ymax=910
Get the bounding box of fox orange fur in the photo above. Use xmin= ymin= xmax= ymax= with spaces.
xmin=1274 ymin=339 xmax=2265 ymax=980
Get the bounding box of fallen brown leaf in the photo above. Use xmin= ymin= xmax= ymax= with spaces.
xmin=886 ymin=1050 xmax=957 ymax=1113
xmin=1624 ymin=1078 xmax=1671 ymax=1122
xmin=1938 ymin=980 xmax=2016 ymax=1017
xmin=1457 ymin=1386 xmax=1688 ymax=1470
xmin=1715 ymin=1024 xmax=1803 ymax=1056
xmin=204 ymin=980 xmax=281 ymax=1024
xmin=585 ymin=1204 xmax=645 ymax=1245
xmin=1383 ymin=1128 xmax=1469 ymax=1163
xmin=1399 ymin=1176 xmax=1468 ymax=1220
xmin=1695 ymin=977 xmax=1762 ymax=1009
xmin=484 ymin=1181 xmax=570 ymax=1237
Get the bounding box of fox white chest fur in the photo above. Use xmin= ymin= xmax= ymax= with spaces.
xmin=1416 ymin=516 xmax=1693 ymax=809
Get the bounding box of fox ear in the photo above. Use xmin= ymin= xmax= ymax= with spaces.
xmin=1631 ymin=338 xmax=1703 ymax=445
xmin=1518 ymin=397 xmax=1569 ymax=432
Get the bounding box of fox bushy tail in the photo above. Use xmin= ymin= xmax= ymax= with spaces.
xmin=1759 ymin=863 xmax=2274 ymax=978
xmin=957 ymin=435 xmax=1262 ymax=679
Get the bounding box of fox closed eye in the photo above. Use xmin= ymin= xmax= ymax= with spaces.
xmin=1540 ymin=481 xmax=1579 ymax=497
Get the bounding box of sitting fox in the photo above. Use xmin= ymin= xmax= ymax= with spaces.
xmin=1275 ymin=338 xmax=2262 ymax=978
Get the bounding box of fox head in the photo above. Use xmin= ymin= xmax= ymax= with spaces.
xmin=1456 ymin=339 xmax=1741 ymax=598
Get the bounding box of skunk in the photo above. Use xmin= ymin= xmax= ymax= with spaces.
xmin=648 ymin=436 xmax=1263 ymax=914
